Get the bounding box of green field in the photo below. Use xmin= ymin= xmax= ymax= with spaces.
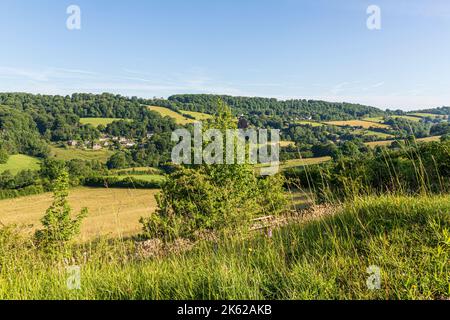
xmin=409 ymin=113 xmax=445 ymax=119
xmin=80 ymin=118 xmax=128 ymax=127
xmin=295 ymin=120 xmax=324 ymax=127
xmin=108 ymin=174 xmax=166 ymax=183
xmin=281 ymin=156 xmax=332 ymax=169
xmin=363 ymin=116 xmax=385 ymax=123
xmin=148 ymin=106 xmax=196 ymax=125
xmin=325 ymin=120 xmax=390 ymax=129
xmin=49 ymin=146 xmax=113 ymax=163
xmin=353 ymin=129 xmax=394 ymax=139
xmin=0 ymin=154 xmax=41 ymax=175
xmin=365 ymin=135 xmax=442 ymax=148
xmin=180 ymin=110 xmax=213 ymax=121
xmin=390 ymin=115 xmax=422 ymax=122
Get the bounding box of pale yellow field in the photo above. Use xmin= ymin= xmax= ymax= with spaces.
xmin=363 ymin=117 xmax=385 ymax=123
xmin=281 ymin=156 xmax=332 ymax=169
xmin=365 ymin=136 xmax=442 ymax=148
xmin=279 ymin=140 xmax=295 ymax=147
xmin=148 ymin=106 xmax=196 ymax=125
xmin=325 ymin=120 xmax=390 ymax=129
xmin=0 ymin=187 xmax=159 ymax=241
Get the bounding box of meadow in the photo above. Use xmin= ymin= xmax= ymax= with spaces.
xmin=148 ymin=106 xmax=197 ymax=125
xmin=295 ymin=120 xmax=324 ymax=127
xmin=49 ymin=146 xmax=114 ymax=163
xmin=0 ymin=154 xmax=40 ymax=174
xmin=390 ymin=115 xmax=422 ymax=122
xmin=365 ymin=136 xmax=442 ymax=148
xmin=0 ymin=187 xmax=159 ymax=241
xmin=324 ymin=120 xmax=390 ymax=129
xmin=180 ymin=110 xmax=213 ymax=121
xmin=80 ymin=118 xmax=128 ymax=127
xmin=107 ymin=174 xmax=165 ymax=183
xmin=410 ymin=113 xmax=446 ymax=119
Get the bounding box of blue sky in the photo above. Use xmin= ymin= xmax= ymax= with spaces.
xmin=0 ymin=0 xmax=449 ymax=110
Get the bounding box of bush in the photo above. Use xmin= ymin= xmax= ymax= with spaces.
xmin=140 ymin=101 xmax=287 ymax=241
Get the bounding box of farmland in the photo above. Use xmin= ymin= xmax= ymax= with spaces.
xmin=281 ymin=156 xmax=332 ymax=169
xmin=353 ymin=129 xmax=394 ymax=139
xmin=324 ymin=120 xmax=390 ymax=129
xmin=279 ymin=140 xmax=295 ymax=147
xmin=180 ymin=110 xmax=213 ymax=121
xmin=49 ymin=145 xmax=113 ymax=163
xmin=409 ymin=113 xmax=446 ymax=119
xmin=0 ymin=187 xmax=159 ymax=241
xmin=148 ymin=106 xmax=196 ymax=125
xmin=365 ymin=135 xmax=442 ymax=148
xmin=80 ymin=118 xmax=128 ymax=127
xmin=295 ymin=120 xmax=324 ymax=127
xmin=0 ymin=154 xmax=40 ymax=174
xmin=363 ymin=116 xmax=385 ymax=123
xmin=390 ymin=115 xmax=422 ymax=122
xmin=107 ymin=174 xmax=165 ymax=183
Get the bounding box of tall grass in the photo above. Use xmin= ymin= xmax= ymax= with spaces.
xmin=1 ymin=195 xmax=449 ymax=300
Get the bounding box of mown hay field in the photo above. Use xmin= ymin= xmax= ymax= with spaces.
xmin=0 ymin=187 xmax=159 ymax=241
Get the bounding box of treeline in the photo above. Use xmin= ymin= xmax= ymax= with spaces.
xmin=0 ymin=92 xmax=178 ymax=143
xmin=150 ymin=94 xmax=385 ymax=123
xmin=415 ymin=106 xmax=450 ymax=116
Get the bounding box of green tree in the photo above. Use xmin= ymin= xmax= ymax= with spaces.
xmin=0 ymin=148 xmax=8 ymax=164
xmin=106 ymin=151 xmax=131 ymax=169
xmin=34 ymin=170 xmax=88 ymax=247
xmin=141 ymin=101 xmax=287 ymax=241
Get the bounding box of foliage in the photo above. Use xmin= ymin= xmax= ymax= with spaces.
xmin=0 ymin=148 xmax=8 ymax=164
xmin=141 ymin=101 xmax=287 ymax=240
xmin=34 ymin=170 xmax=88 ymax=247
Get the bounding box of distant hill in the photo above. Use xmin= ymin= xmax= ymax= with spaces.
xmin=414 ymin=106 xmax=450 ymax=116
xmin=153 ymin=94 xmax=386 ymax=121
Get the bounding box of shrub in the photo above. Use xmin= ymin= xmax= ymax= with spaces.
xmin=141 ymin=101 xmax=287 ymax=241
xmin=34 ymin=170 xmax=88 ymax=248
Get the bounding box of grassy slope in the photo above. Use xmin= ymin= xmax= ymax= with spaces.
xmin=324 ymin=120 xmax=390 ymax=129
xmin=80 ymin=118 xmax=128 ymax=127
xmin=366 ymin=136 xmax=442 ymax=148
xmin=1 ymin=194 xmax=448 ymax=299
xmin=180 ymin=110 xmax=213 ymax=121
xmin=0 ymin=154 xmax=40 ymax=174
xmin=148 ymin=106 xmax=196 ymax=125
xmin=49 ymin=146 xmax=113 ymax=163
